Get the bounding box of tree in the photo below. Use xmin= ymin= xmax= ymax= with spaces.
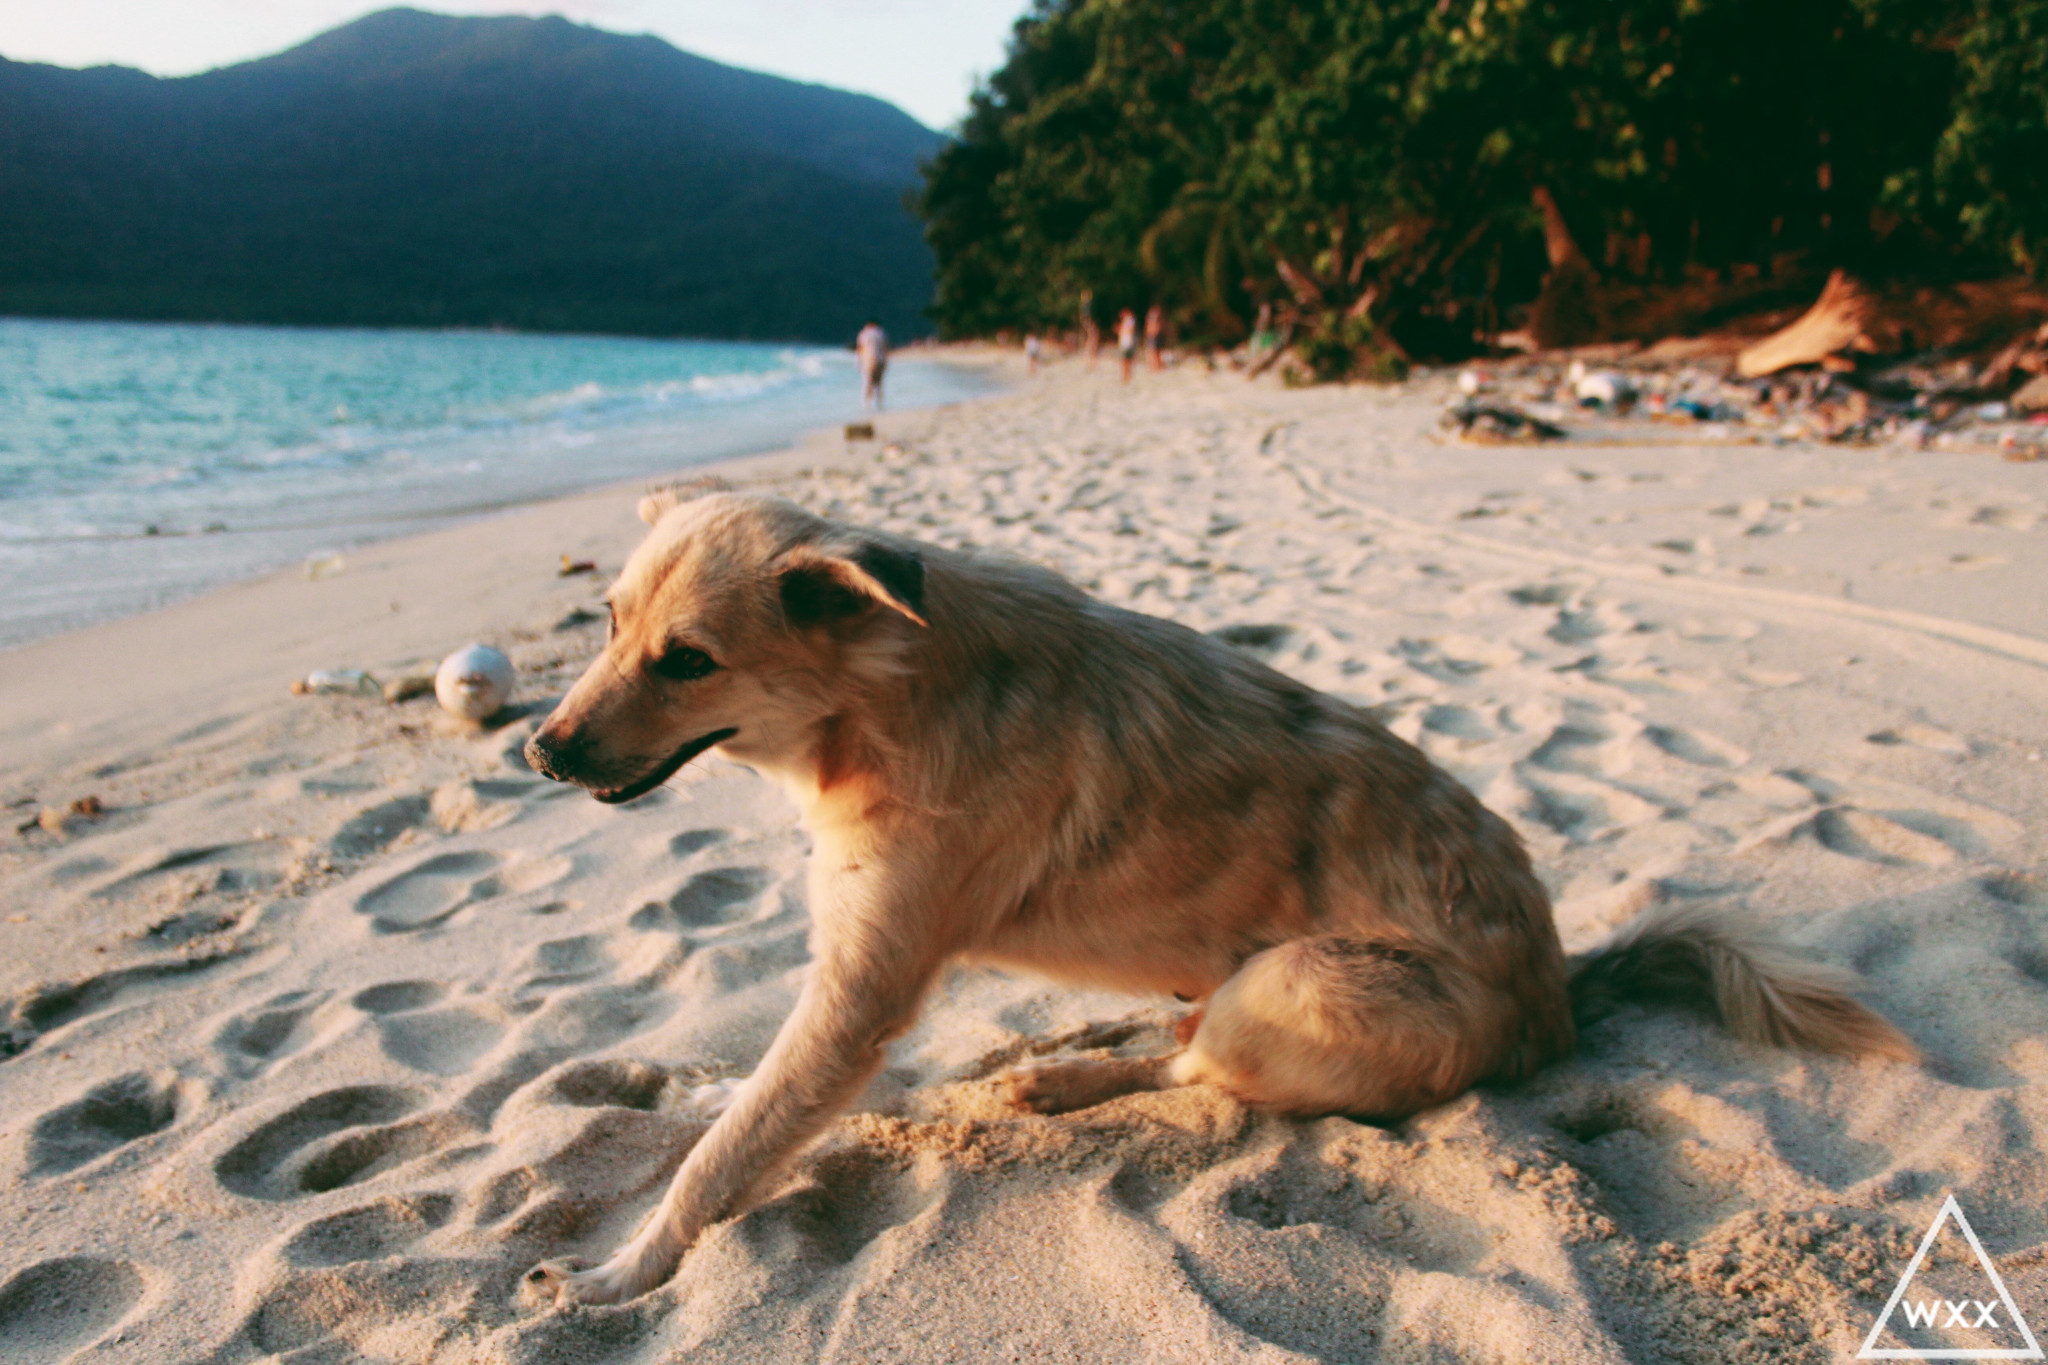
xmin=919 ymin=0 xmax=2026 ymax=375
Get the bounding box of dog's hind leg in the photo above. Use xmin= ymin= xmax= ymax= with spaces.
xmin=1005 ymin=937 xmax=1503 ymax=1121
xmin=1179 ymin=936 xmax=1495 ymax=1119
xmin=1002 ymin=1054 xmax=1176 ymax=1113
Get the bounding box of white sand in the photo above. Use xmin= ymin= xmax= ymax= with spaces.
xmin=2 ymin=356 xmax=2046 ymax=1364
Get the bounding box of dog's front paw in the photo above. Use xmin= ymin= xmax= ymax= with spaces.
xmin=522 ymin=1257 xmax=651 ymax=1308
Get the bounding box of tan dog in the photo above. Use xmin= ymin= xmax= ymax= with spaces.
xmin=522 ymin=487 xmax=1914 ymax=1306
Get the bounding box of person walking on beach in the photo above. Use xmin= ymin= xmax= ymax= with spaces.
xmin=1024 ymin=333 xmax=1043 ymax=375
xmin=1144 ymin=303 xmax=1166 ymax=371
xmin=856 ymin=320 xmax=888 ymax=410
xmin=1116 ymin=308 xmax=1139 ymax=384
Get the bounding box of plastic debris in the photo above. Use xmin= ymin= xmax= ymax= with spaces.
xmin=292 ymin=669 xmax=380 ymax=697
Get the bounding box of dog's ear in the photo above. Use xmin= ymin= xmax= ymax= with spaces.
xmin=779 ymin=538 xmax=927 ymax=629
xmin=638 ymin=476 xmax=732 ymax=525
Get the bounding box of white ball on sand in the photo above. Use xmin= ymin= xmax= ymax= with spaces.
xmin=435 ymin=644 xmax=514 ymax=721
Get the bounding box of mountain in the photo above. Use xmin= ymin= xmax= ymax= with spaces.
xmin=0 ymin=8 xmax=944 ymax=341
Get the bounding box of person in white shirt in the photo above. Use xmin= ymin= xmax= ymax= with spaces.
xmin=856 ymin=321 xmax=888 ymax=411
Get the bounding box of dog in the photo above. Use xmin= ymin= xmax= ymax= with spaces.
xmin=522 ymin=486 xmax=1915 ymax=1305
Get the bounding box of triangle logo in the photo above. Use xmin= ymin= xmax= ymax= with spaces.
xmin=1860 ymin=1195 xmax=2042 ymax=1359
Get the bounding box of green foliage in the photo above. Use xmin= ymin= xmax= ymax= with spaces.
xmin=1933 ymin=0 xmax=2048 ymax=276
xmin=1294 ymin=314 xmax=1409 ymax=384
xmin=920 ymin=0 xmax=2031 ymax=358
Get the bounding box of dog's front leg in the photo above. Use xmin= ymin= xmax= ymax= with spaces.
xmin=528 ymin=927 xmax=938 ymax=1306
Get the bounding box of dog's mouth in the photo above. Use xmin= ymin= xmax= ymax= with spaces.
xmin=590 ymin=728 xmax=738 ymax=805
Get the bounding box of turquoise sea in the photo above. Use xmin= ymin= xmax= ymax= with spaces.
xmin=0 ymin=319 xmax=992 ymax=648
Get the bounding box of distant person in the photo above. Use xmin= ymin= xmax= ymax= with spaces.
xmin=855 ymin=321 xmax=888 ymax=410
xmin=1144 ymin=303 xmax=1166 ymax=371
xmin=1080 ymin=290 xmax=1100 ymax=367
xmin=1024 ymin=333 xmax=1043 ymax=374
xmin=1116 ymin=308 xmax=1139 ymax=384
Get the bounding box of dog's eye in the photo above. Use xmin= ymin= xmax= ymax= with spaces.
xmin=606 ymin=602 xmax=616 ymax=641
xmin=651 ymin=644 xmax=718 ymax=682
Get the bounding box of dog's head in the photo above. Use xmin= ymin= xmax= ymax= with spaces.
xmin=524 ymin=488 xmax=926 ymax=802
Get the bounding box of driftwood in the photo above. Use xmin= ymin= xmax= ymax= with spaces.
xmin=1736 ymin=271 xmax=1887 ymax=376
xmin=2014 ymin=374 xmax=2048 ymax=416
xmin=1738 ymin=270 xmax=2048 ymax=378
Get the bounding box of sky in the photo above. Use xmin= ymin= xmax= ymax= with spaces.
xmin=0 ymin=0 xmax=1029 ymax=131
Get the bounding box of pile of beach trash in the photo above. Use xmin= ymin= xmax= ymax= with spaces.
xmin=1444 ymin=351 xmax=2048 ymax=459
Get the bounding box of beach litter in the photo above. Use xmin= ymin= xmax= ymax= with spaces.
xmin=558 ymin=555 xmax=598 ymax=577
xmin=1433 ymin=324 xmax=2048 ymax=459
xmin=303 ymin=551 xmax=346 ymax=581
xmin=382 ymin=673 xmax=436 ymax=704
xmin=19 ymin=796 xmax=104 ymax=839
xmin=1443 ymin=402 xmax=1566 ymax=443
xmin=292 ymin=668 xmax=380 ymax=697
xmin=435 ymin=644 xmax=515 ymax=721
xmin=1569 ymin=361 xmax=1637 ymax=411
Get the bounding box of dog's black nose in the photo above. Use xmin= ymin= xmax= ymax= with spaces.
xmin=524 ymin=727 xmax=579 ymax=782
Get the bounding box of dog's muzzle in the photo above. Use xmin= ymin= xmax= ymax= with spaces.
xmin=526 ymin=727 xmax=737 ymax=805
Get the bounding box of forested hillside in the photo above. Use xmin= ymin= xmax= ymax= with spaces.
xmin=0 ymin=8 xmax=943 ymax=341
xmin=919 ymin=0 xmax=2048 ymax=372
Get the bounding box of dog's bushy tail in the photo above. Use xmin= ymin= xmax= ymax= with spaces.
xmin=1568 ymin=901 xmax=1917 ymax=1062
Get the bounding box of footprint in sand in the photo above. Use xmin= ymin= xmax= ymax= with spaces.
xmin=628 ymin=865 xmax=776 ymax=934
xmin=7 ymin=955 xmax=241 ymax=1056
xmin=1420 ymin=705 xmax=1495 ymax=742
xmin=1507 ymin=582 xmax=1573 ymax=607
xmin=1644 ymin=725 xmax=1749 ymax=768
xmin=375 ymin=1009 xmax=504 ymax=1077
xmin=1210 ymin=623 xmax=1294 ymax=660
xmin=327 ymin=794 xmax=432 ymax=859
xmin=0 ymin=1257 xmax=145 ymax=1364
xmin=1508 ymin=771 xmax=1663 ymax=843
xmin=1812 ymin=808 xmax=1957 ymax=866
xmin=88 ymin=842 xmax=269 ymax=901
xmin=1972 ymin=505 xmax=2040 ymax=532
xmin=1867 ymin=723 xmax=1969 ymax=755
xmin=1397 ymin=635 xmax=1520 ymax=679
xmin=354 ymin=850 xmax=502 ymax=933
xmin=214 ymin=1085 xmax=466 ymax=1200
xmin=1547 ymin=603 xmax=1630 ymax=644
xmin=279 ymin=1193 xmax=454 ymax=1268
xmin=351 ymin=981 xmax=446 ymax=1014
xmin=1527 ymin=719 xmax=1637 ymax=779
xmin=351 ymin=848 xmax=571 ymax=934
xmin=518 ymin=935 xmax=612 ymax=992
xmin=352 ymin=979 xmax=504 ymax=1075
xmin=545 ymin=1058 xmax=674 ymax=1111
xmin=215 ymin=990 xmax=328 ymax=1075
xmin=1982 ymin=873 xmax=2048 ymax=908
xmin=667 ymin=828 xmax=730 ymax=858
xmin=26 ymin=1070 xmax=182 ymax=1176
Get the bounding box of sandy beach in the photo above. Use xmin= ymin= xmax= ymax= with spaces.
xmin=2 ymin=355 xmax=2046 ymax=1364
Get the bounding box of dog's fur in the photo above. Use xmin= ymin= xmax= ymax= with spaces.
xmin=522 ymin=488 xmax=1916 ymax=1305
